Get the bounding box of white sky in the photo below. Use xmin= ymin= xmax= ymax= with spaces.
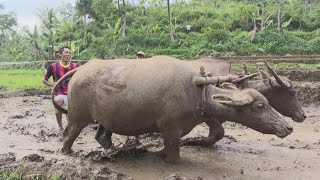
xmin=0 ymin=0 xmax=76 ymax=30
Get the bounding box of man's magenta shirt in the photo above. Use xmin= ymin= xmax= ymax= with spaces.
xmin=44 ymin=62 xmax=79 ymax=95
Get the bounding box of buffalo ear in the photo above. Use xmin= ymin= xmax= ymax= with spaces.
xmin=212 ymin=94 xmax=233 ymax=102
xmin=212 ymin=94 xmax=254 ymax=106
xmin=221 ymin=82 xmax=239 ymax=90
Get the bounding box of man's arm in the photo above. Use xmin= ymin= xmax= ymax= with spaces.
xmin=42 ymin=64 xmax=54 ymax=87
xmin=42 ymin=79 xmax=55 ymax=87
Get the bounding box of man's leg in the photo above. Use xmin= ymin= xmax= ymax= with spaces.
xmin=54 ymin=95 xmax=65 ymax=130
xmin=55 ymin=109 xmax=63 ymax=130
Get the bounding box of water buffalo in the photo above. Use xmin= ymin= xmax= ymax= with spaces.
xmin=54 ymin=56 xmax=293 ymax=162
xmin=181 ymin=59 xmax=307 ymax=146
xmin=194 ymin=58 xmax=306 ymax=122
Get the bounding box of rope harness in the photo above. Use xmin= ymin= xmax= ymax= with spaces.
xmin=198 ymin=66 xmax=213 ymax=117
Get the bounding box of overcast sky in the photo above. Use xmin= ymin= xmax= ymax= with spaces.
xmin=0 ymin=0 xmax=76 ymax=30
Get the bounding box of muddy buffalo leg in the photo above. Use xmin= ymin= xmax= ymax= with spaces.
xmin=162 ymin=128 xmax=183 ymax=163
xmin=180 ymin=118 xmax=225 ymax=147
xmin=95 ymin=124 xmax=113 ymax=149
xmin=62 ymin=111 xmax=91 ymax=154
xmin=207 ymin=118 xmax=225 ymax=142
xmin=62 ymin=122 xmax=87 ymax=154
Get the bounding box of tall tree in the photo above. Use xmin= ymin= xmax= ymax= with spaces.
xmin=37 ymin=8 xmax=57 ymax=59
xmin=25 ymin=26 xmax=42 ymax=61
xmin=117 ymin=0 xmax=126 ymax=38
xmin=121 ymin=0 xmax=126 ymax=38
xmin=277 ymin=0 xmax=282 ymax=31
xmin=167 ymin=0 xmax=175 ymax=42
xmin=56 ymin=19 xmax=78 ymax=48
xmin=0 ymin=4 xmax=17 ymax=37
xmin=76 ymin=0 xmax=93 ymax=45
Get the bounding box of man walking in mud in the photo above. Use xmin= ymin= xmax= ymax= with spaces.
xmin=42 ymin=46 xmax=79 ymax=130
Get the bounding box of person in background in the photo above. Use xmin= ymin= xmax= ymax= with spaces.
xmin=136 ymin=51 xmax=145 ymax=59
xmin=42 ymin=46 xmax=79 ymax=130
xmin=186 ymin=24 xmax=192 ymax=34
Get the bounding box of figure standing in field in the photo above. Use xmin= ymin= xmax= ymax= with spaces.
xmin=136 ymin=51 xmax=145 ymax=59
xmin=42 ymin=46 xmax=79 ymax=130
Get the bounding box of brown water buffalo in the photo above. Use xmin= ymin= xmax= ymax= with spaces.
xmin=53 ymin=56 xmax=293 ymax=162
xmin=181 ymin=59 xmax=307 ymax=146
xmin=193 ymin=58 xmax=306 ymax=122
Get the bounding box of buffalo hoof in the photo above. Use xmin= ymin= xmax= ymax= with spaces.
xmin=180 ymin=136 xmax=218 ymax=147
xmin=165 ymin=156 xmax=180 ymax=164
xmin=99 ymin=141 xmax=113 ymax=149
xmin=157 ymin=149 xmax=167 ymax=158
xmin=95 ymin=135 xmax=113 ymax=149
xmin=61 ymin=148 xmax=72 ymax=155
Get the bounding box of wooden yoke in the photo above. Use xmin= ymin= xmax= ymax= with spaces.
xmin=195 ymin=66 xmax=258 ymax=116
xmin=193 ymin=66 xmax=258 ymax=85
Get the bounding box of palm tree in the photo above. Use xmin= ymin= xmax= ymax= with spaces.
xmin=56 ymin=19 xmax=78 ymax=48
xmin=75 ymin=0 xmax=93 ymax=45
xmin=25 ymin=26 xmax=42 ymax=60
xmin=117 ymin=0 xmax=127 ymax=38
xmin=25 ymin=26 xmax=48 ymax=61
xmin=37 ymin=8 xmax=57 ymax=59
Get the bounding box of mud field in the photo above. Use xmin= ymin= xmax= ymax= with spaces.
xmin=0 ymin=81 xmax=320 ymax=180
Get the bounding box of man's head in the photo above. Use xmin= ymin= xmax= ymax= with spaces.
xmin=136 ymin=51 xmax=145 ymax=59
xmin=59 ymin=46 xmax=72 ymax=63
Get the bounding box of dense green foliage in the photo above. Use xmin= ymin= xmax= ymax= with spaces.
xmin=0 ymin=0 xmax=320 ymax=61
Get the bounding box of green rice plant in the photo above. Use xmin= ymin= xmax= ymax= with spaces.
xmin=0 ymin=169 xmax=22 ymax=180
xmin=0 ymin=69 xmax=47 ymax=91
xmin=48 ymin=172 xmax=61 ymax=180
xmin=27 ymin=173 xmax=45 ymax=180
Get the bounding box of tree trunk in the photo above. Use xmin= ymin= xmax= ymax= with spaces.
xmin=121 ymin=0 xmax=126 ymax=38
xmin=260 ymin=3 xmax=265 ymax=31
xmin=32 ymin=44 xmax=37 ymax=61
xmin=167 ymin=0 xmax=175 ymax=42
xmin=68 ymin=35 xmax=72 ymax=49
xmin=251 ymin=19 xmax=257 ymax=41
xmin=84 ymin=15 xmax=87 ymax=45
xmin=277 ymin=7 xmax=281 ymax=31
xmin=117 ymin=0 xmax=121 ymax=17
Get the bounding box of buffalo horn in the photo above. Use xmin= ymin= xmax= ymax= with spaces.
xmin=243 ymin=62 xmax=249 ymax=75
xmin=264 ymin=61 xmax=290 ymax=88
xmin=231 ymin=73 xmax=259 ymax=84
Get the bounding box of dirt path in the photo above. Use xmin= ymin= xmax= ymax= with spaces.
xmin=1 ymin=95 xmax=319 ymax=179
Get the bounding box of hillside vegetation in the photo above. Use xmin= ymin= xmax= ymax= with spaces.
xmin=0 ymin=0 xmax=320 ymax=61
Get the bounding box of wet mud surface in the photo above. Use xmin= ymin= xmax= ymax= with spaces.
xmin=0 ymin=89 xmax=320 ymax=179
xmin=278 ymin=70 xmax=320 ymax=82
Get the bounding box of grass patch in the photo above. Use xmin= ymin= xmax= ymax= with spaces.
xmin=0 ymin=69 xmax=47 ymax=91
xmin=1 ymin=169 xmax=22 ymax=180
xmin=0 ymin=169 xmax=63 ymax=180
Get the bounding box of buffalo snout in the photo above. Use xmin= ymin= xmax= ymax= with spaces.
xmin=276 ymin=121 xmax=293 ymax=138
xmin=293 ymin=111 xmax=307 ymax=122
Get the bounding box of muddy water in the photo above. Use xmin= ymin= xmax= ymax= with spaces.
xmin=1 ymin=96 xmax=320 ymax=179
